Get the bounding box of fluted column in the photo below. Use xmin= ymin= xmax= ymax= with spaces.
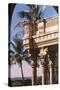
xmin=48 ymin=55 xmax=53 ymax=84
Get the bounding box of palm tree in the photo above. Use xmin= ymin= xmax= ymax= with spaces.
xmin=8 ymin=49 xmax=14 ymax=65
xmin=19 ymin=5 xmax=42 ymax=21
xmin=16 ymin=4 xmax=43 ymax=85
xmin=8 ymin=41 xmax=15 ymax=65
xmin=9 ymin=34 xmax=37 ymax=81
xmin=9 ymin=36 xmax=25 ymax=81
xmin=16 ymin=5 xmax=42 ymax=34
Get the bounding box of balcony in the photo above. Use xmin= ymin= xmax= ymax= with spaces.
xmin=23 ymin=15 xmax=59 ymax=49
xmin=23 ymin=31 xmax=58 ymax=49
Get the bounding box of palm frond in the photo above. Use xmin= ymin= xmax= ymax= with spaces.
xmin=9 ymin=42 xmax=16 ymax=51
xmin=19 ymin=10 xmax=33 ymax=21
xmin=8 ymin=49 xmax=14 ymax=54
xmin=36 ymin=5 xmax=40 ymax=13
xmin=38 ymin=10 xmax=42 ymax=19
xmin=19 ymin=11 xmax=31 ymax=20
xmin=27 ymin=4 xmax=36 ymax=9
xmin=13 ymin=37 xmax=23 ymax=54
xmin=53 ymin=6 xmax=58 ymax=13
xmin=15 ymin=22 xmax=24 ymax=28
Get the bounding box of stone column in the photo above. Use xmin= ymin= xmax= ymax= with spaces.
xmin=48 ymin=57 xmax=53 ymax=84
xmin=41 ymin=58 xmax=45 ymax=85
xmin=39 ymin=47 xmax=48 ymax=85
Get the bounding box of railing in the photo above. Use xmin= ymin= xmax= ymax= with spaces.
xmin=33 ymin=31 xmax=58 ymax=43
xmin=23 ymin=30 xmax=58 ymax=42
xmin=23 ymin=15 xmax=59 ymax=48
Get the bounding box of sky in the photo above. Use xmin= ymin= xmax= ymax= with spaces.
xmin=10 ymin=61 xmax=42 ymax=78
xmin=11 ymin=4 xmax=57 ymax=42
xmin=10 ymin=4 xmax=57 ymax=78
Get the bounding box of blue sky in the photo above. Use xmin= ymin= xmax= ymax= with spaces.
xmin=11 ymin=4 xmax=57 ymax=42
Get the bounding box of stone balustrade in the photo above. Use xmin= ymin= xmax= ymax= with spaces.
xmin=23 ymin=15 xmax=58 ymax=49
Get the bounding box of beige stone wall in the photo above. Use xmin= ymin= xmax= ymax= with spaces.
xmin=37 ymin=15 xmax=59 ymax=35
xmin=23 ymin=15 xmax=59 ymax=48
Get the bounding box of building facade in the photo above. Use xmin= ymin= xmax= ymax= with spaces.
xmin=23 ymin=15 xmax=59 ymax=85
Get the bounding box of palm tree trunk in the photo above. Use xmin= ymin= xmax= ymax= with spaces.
xmin=20 ymin=63 xmax=24 ymax=81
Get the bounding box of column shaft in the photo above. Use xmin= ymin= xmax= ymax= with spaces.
xmin=41 ymin=65 xmax=44 ymax=85
xmin=50 ymin=66 xmax=52 ymax=84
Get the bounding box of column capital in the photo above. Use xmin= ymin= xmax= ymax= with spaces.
xmin=31 ymin=60 xmax=36 ymax=68
xmin=48 ymin=55 xmax=53 ymax=68
xmin=39 ymin=47 xmax=48 ymax=57
xmin=49 ymin=60 xmax=53 ymax=68
xmin=39 ymin=47 xmax=48 ymax=65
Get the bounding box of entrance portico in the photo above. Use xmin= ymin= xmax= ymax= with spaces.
xmin=22 ymin=15 xmax=58 ymax=85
